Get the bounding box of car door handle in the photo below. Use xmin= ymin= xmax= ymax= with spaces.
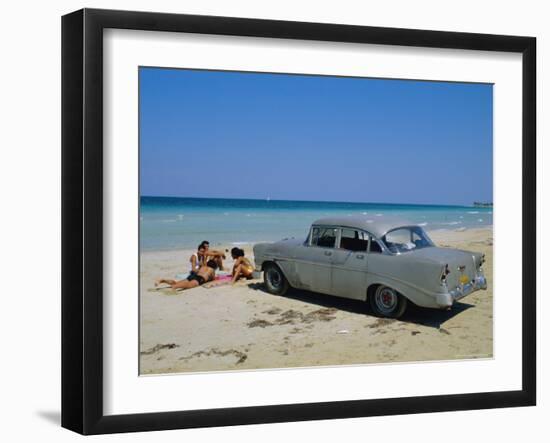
xmin=356 ymin=254 xmax=365 ymax=259
xmin=324 ymin=251 xmax=332 ymax=256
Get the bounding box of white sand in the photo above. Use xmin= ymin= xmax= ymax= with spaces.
xmin=140 ymin=228 xmax=493 ymax=374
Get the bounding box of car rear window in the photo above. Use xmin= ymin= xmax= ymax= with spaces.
xmin=340 ymin=229 xmax=368 ymax=251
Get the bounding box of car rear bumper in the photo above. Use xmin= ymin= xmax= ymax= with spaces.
xmin=436 ymin=275 xmax=488 ymax=308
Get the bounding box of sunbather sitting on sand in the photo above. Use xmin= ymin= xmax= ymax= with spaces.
xmin=156 ymin=260 xmax=218 ymax=290
xmin=231 ymin=247 xmax=254 ymax=284
xmin=200 ymin=240 xmax=227 ymax=271
xmin=189 ymin=241 xmax=226 ymax=272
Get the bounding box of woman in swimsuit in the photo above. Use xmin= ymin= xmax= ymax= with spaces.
xmin=156 ymin=260 xmax=218 ymax=291
xmin=230 ymin=247 xmax=254 ymax=284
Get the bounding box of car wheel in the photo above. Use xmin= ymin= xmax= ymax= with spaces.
xmin=263 ymin=263 xmax=289 ymax=296
xmin=370 ymin=285 xmax=407 ymax=319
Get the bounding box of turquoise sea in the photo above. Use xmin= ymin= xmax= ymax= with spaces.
xmin=140 ymin=197 xmax=493 ymax=252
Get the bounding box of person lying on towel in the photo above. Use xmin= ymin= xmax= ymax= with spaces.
xmin=155 ymin=260 xmax=218 ymax=290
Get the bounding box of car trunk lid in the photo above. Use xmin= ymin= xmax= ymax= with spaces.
xmin=407 ymin=247 xmax=478 ymax=289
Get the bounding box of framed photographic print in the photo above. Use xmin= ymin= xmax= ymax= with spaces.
xmin=61 ymin=8 xmax=536 ymax=435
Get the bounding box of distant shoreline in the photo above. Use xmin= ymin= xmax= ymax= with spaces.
xmin=141 ymin=195 xmax=490 ymax=210
xmin=139 ymin=197 xmax=493 ymax=251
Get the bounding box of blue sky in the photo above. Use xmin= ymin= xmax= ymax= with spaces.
xmin=139 ymin=67 xmax=492 ymax=206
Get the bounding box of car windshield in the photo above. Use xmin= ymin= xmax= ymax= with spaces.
xmin=382 ymin=226 xmax=434 ymax=254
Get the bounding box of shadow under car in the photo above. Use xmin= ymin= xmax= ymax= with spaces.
xmin=247 ymin=282 xmax=475 ymax=329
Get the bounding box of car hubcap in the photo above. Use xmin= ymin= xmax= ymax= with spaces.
xmin=375 ymin=287 xmax=397 ymax=314
xmin=268 ymin=269 xmax=281 ymax=288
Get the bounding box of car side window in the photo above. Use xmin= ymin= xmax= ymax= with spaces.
xmin=311 ymin=227 xmax=337 ymax=248
xmin=340 ymin=229 xmax=368 ymax=252
xmin=369 ymin=236 xmax=383 ymax=253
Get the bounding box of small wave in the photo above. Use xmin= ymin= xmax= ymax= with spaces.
xmin=478 ymin=218 xmax=484 ymax=222
xmin=362 ymin=212 xmax=368 ymax=215
xmin=375 ymin=213 xmax=383 ymax=217
xmin=161 ymin=219 xmax=177 ymax=223
xmin=177 ymin=214 xmax=184 ymax=220
xmin=231 ymin=241 xmax=250 ymax=246
xmin=442 ymin=221 xmax=461 ymax=226
xmin=418 ymin=222 xmax=428 ymax=226
xmin=467 ymin=211 xmax=479 ymax=214
xmin=459 ymin=216 xmax=464 ymax=219
xmin=455 ymin=227 xmax=467 ymax=232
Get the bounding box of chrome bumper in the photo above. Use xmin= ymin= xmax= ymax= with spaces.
xmin=436 ymin=275 xmax=487 ymax=308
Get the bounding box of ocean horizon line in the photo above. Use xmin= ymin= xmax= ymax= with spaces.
xmin=140 ymin=195 xmax=484 ymax=209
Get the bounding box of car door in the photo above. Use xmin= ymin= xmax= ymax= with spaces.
xmin=330 ymin=228 xmax=369 ymax=299
xmin=292 ymin=225 xmax=336 ymax=294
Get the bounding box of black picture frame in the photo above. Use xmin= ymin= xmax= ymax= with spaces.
xmin=62 ymin=8 xmax=536 ymax=435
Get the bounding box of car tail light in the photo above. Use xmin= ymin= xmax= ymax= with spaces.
xmin=441 ymin=264 xmax=450 ymax=283
xmin=478 ymin=254 xmax=485 ymax=271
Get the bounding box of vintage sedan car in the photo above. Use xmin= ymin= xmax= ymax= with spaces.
xmin=253 ymin=216 xmax=487 ymax=318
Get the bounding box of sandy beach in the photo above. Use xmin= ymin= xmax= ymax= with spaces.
xmin=140 ymin=228 xmax=493 ymax=375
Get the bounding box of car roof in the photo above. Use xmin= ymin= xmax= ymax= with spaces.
xmin=312 ymin=215 xmax=414 ymax=238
